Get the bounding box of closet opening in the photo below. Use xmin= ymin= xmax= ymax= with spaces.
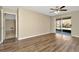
xmin=3 ymin=13 xmax=17 ymax=43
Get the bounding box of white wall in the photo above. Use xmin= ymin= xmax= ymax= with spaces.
xmin=0 ymin=9 xmax=2 ymax=43
xmin=18 ymin=8 xmax=50 ymax=40
xmin=71 ymin=11 xmax=79 ymax=37
xmin=50 ymin=11 xmax=79 ymax=37
xmin=50 ymin=16 xmax=56 ymax=33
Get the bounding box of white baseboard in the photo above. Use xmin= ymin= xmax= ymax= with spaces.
xmin=18 ymin=32 xmax=50 ymax=40
xmin=72 ymin=35 xmax=79 ymax=38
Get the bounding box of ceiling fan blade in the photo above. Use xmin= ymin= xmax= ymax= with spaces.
xmin=49 ymin=11 xmax=54 ymax=13
xmin=60 ymin=6 xmax=65 ymax=9
xmin=50 ymin=8 xmax=58 ymax=10
xmin=59 ymin=9 xmax=67 ymax=11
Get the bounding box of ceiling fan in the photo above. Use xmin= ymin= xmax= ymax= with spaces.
xmin=50 ymin=6 xmax=67 ymax=14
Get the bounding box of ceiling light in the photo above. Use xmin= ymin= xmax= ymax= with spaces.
xmin=54 ymin=11 xmax=60 ymax=14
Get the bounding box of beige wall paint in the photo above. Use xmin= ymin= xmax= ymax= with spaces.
xmin=50 ymin=11 xmax=79 ymax=37
xmin=18 ymin=8 xmax=50 ymax=40
xmin=71 ymin=11 xmax=79 ymax=37
xmin=0 ymin=9 xmax=2 ymax=43
xmin=50 ymin=16 xmax=56 ymax=33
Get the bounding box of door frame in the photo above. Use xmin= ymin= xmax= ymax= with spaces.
xmin=56 ymin=18 xmax=62 ymax=33
xmin=1 ymin=10 xmax=18 ymax=43
xmin=0 ymin=8 xmax=3 ymax=44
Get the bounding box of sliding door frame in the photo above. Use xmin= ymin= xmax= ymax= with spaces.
xmin=56 ymin=17 xmax=71 ymax=34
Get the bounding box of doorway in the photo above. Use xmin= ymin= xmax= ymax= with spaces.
xmin=3 ymin=13 xmax=17 ymax=43
xmin=56 ymin=17 xmax=71 ymax=36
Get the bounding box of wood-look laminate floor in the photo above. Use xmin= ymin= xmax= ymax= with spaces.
xmin=0 ymin=33 xmax=79 ymax=52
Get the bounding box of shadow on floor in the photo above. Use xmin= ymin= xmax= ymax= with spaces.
xmin=56 ymin=30 xmax=71 ymax=36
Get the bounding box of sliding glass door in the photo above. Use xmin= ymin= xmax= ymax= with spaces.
xmin=56 ymin=19 xmax=62 ymax=33
xmin=56 ymin=17 xmax=71 ymax=35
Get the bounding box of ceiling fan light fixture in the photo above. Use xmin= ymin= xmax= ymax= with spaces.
xmin=50 ymin=6 xmax=67 ymax=14
xmin=54 ymin=11 xmax=60 ymax=14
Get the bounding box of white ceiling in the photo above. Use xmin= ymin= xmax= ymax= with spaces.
xmin=3 ymin=6 xmax=79 ymax=16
